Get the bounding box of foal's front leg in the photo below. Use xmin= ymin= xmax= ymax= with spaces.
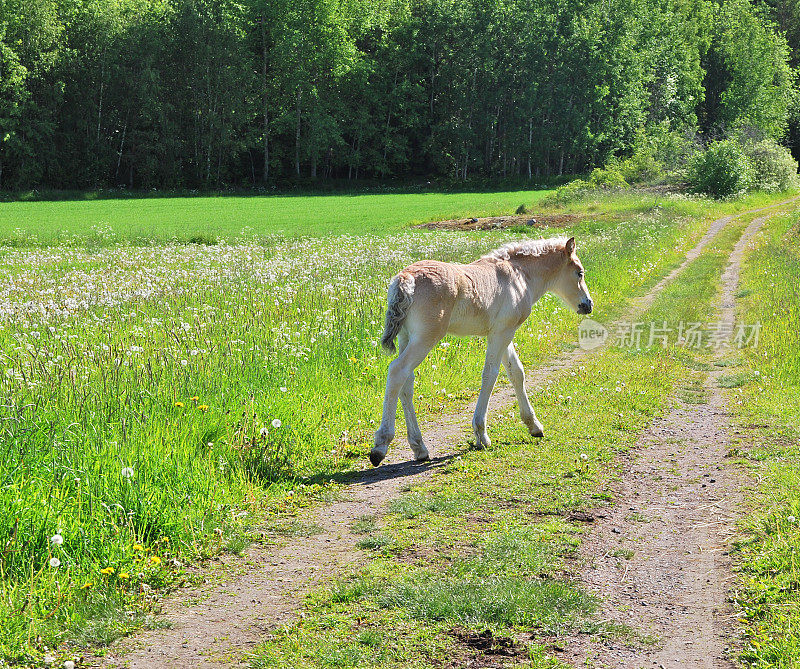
xmin=502 ymin=341 xmax=544 ymax=437
xmin=472 ymin=332 xmax=514 ymax=448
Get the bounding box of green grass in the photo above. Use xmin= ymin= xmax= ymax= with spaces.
xmin=0 ymin=188 xmax=794 ymax=665
xmin=725 ymin=209 xmax=800 ymax=667
xmin=0 ymin=189 xmax=553 ymax=244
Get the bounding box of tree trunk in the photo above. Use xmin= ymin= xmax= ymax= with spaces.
xmin=115 ymin=115 xmax=128 ymax=183
xmin=268 ymin=16 xmax=269 ymax=183
xmin=527 ymin=119 xmax=532 ymax=180
xmin=295 ymin=88 xmax=301 ymax=177
xmin=97 ymin=46 xmax=106 ymax=144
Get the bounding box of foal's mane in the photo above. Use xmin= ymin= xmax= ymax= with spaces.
xmin=484 ymin=236 xmax=568 ymax=261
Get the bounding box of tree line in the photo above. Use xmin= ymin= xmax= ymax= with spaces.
xmin=0 ymin=0 xmax=797 ymax=190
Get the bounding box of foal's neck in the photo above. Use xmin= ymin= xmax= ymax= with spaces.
xmin=511 ymin=248 xmax=564 ymax=290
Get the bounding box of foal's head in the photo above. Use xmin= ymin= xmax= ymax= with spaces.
xmin=551 ymin=237 xmax=593 ymax=315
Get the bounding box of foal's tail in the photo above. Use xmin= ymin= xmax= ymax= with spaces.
xmin=381 ymin=272 xmax=415 ymax=354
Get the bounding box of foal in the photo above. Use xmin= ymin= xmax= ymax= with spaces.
xmin=371 ymin=236 xmax=593 ymax=467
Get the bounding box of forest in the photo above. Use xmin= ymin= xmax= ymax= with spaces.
xmin=0 ymin=0 xmax=798 ymax=190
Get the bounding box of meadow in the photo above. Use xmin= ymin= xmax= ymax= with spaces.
xmin=0 ymin=189 xmax=554 ymax=244
xmin=0 ymin=188 xmax=794 ymax=665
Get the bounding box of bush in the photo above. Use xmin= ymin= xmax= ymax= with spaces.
xmin=550 ymin=178 xmax=591 ymax=205
xmin=588 ymin=166 xmax=629 ymax=189
xmin=744 ymin=139 xmax=799 ymax=192
xmin=617 ymin=151 xmax=664 ymax=184
xmin=688 ymin=139 xmax=754 ymax=197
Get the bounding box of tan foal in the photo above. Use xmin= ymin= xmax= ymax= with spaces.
xmin=371 ymin=236 xmax=593 ymax=467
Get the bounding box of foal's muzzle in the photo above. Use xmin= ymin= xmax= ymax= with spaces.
xmin=577 ymin=299 xmax=593 ymax=315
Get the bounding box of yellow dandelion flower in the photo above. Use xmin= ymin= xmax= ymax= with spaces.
xmin=100 ymin=567 xmax=114 ymax=575
xmin=149 ymin=556 xmax=162 ymax=565
xmin=133 ymin=544 xmax=144 ymax=551
xmin=174 ymin=401 xmax=184 ymax=408
xmin=81 ymin=581 xmax=94 ymax=590
xmin=348 ymin=357 xmax=357 ymax=363
xmin=119 ymin=572 xmax=130 ymax=580
xmin=197 ymin=404 xmax=209 ymax=411
xmin=190 ymin=396 xmax=199 ymax=402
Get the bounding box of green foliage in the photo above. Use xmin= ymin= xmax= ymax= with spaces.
xmin=615 ymin=149 xmax=664 ymax=184
xmin=702 ymin=0 xmax=795 ymax=139
xmin=588 ymin=166 xmax=629 ymax=189
xmin=550 ymin=179 xmax=591 ymax=205
xmin=688 ymin=139 xmax=754 ymax=197
xmin=744 ymin=138 xmax=800 ymax=192
xmin=0 ymin=0 xmax=796 ymax=189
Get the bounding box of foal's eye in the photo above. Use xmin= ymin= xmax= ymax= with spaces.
xmin=577 ymin=270 xmax=585 ymax=279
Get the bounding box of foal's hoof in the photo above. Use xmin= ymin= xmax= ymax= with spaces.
xmin=369 ymin=448 xmax=386 ymax=467
xmin=415 ymin=453 xmax=430 ymax=462
xmin=530 ymin=429 xmax=544 ymax=438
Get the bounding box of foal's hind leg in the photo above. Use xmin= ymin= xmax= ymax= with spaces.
xmin=400 ymin=367 xmax=429 ymax=461
xmin=372 ymin=333 xmax=435 ymax=466
xmin=394 ymin=331 xmax=429 ymax=461
xmin=502 ymin=341 xmax=544 ymax=438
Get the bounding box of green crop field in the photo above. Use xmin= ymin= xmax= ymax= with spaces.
xmin=0 ymin=190 xmax=553 ymax=244
xmin=1 ymin=188 xmax=798 ymax=666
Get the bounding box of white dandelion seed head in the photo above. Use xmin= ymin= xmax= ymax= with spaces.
xmin=788 ymin=515 xmax=796 ymax=523
xmin=279 ymin=386 xmax=288 ymax=392
xmin=271 ymin=419 xmax=282 ymax=429
xmin=49 ymin=557 xmax=61 ymax=568
xmin=50 ymin=534 xmax=64 ymax=546
xmin=63 ymin=661 xmax=75 ymax=669
xmin=259 ymin=427 xmax=268 ymax=437
xmin=580 ymin=453 xmax=589 ymax=461
xmin=121 ymin=467 xmax=134 ymax=478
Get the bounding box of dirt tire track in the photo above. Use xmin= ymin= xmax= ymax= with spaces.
xmin=98 ymin=200 xmax=795 ymax=669
xmin=556 ymin=213 xmax=776 ymax=669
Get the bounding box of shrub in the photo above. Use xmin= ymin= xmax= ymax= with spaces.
xmin=744 ymin=139 xmax=799 ymax=192
xmin=647 ymin=122 xmax=699 ymax=174
xmin=688 ymin=139 xmax=754 ymax=197
xmin=549 ymin=178 xmax=591 ymax=205
xmin=617 ymin=151 xmax=664 ymax=184
xmin=588 ymin=166 xmax=629 ymax=189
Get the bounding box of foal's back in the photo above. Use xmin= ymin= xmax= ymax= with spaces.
xmin=398 ymin=256 xmax=523 ymax=338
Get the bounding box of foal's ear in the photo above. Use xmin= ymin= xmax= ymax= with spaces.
xmin=565 ymin=237 xmax=576 ymax=255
